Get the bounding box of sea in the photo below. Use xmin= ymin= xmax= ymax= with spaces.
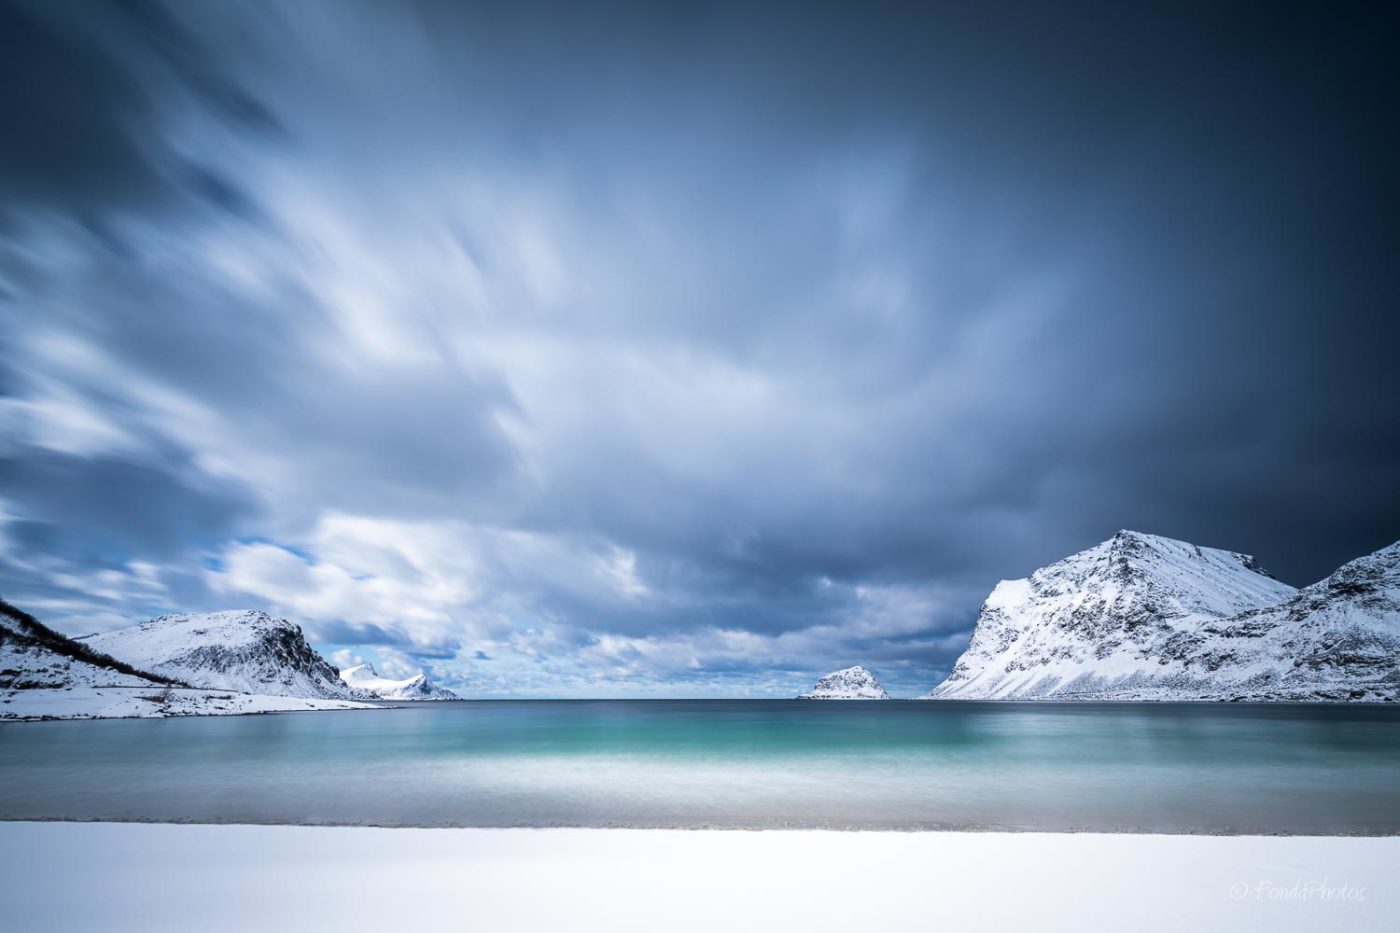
xmin=2 ymin=700 xmax=1397 ymax=832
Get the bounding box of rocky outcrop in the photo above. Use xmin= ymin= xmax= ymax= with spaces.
xmin=798 ymin=665 xmax=890 ymax=699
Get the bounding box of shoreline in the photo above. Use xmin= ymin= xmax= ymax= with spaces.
xmin=5 ymin=693 xmax=1399 ymax=719
xmin=2 ymin=822 xmax=1395 ymax=932
xmin=5 ymin=815 xmax=1399 ymax=836
xmin=0 ymin=686 xmax=383 ymax=722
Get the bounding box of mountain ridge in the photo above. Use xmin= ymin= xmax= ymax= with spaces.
xmin=1 ymin=598 xmax=180 ymax=687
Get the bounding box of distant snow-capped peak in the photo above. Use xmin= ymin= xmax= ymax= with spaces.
xmin=340 ymin=662 xmax=457 ymax=701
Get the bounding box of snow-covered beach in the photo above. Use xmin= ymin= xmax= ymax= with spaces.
xmin=1 ymin=822 xmax=1394 ymax=932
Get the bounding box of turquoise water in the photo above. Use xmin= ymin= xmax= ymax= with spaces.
xmin=2 ymin=701 xmax=1398 ymax=831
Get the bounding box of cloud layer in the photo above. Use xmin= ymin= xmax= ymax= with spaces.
xmin=2 ymin=1 xmax=1397 ymax=696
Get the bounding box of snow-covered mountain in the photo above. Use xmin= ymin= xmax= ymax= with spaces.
xmin=798 ymin=665 xmax=890 ymax=699
xmin=923 ymin=531 xmax=1399 ymax=701
xmin=1179 ymin=541 xmax=1400 ymax=701
xmin=85 ymin=610 xmax=370 ymax=701
xmin=1 ymin=600 xmax=375 ymax=720
xmin=923 ymin=531 xmax=1297 ymax=700
xmin=340 ymin=662 xmax=458 ymax=700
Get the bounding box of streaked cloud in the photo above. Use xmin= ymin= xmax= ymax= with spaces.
xmin=1 ymin=0 xmax=1396 ymax=696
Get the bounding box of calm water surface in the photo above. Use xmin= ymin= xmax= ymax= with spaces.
xmin=2 ymin=701 xmax=1398 ymax=832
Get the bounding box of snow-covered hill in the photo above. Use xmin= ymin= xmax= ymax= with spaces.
xmin=798 ymin=665 xmax=890 ymax=699
xmin=340 ymin=662 xmax=457 ymax=700
xmin=1 ymin=600 xmax=376 ymax=720
xmin=2 ymin=598 xmax=169 ymax=694
xmin=923 ymin=532 xmax=1399 ymax=701
xmin=85 ymin=610 xmax=370 ymax=701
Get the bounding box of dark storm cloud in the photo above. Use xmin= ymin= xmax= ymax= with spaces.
xmin=0 ymin=0 xmax=279 ymax=216
xmin=109 ymin=0 xmax=284 ymax=135
xmin=0 ymin=0 xmax=162 ymax=212
xmin=179 ymin=164 xmax=267 ymax=224
xmin=0 ymin=0 xmax=1397 ymax=694
xmin=0 ymin=448 xmax=254 ymax=564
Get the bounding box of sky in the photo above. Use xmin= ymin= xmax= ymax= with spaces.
xmin=1 ymin=0 xmax=1397 ymax=697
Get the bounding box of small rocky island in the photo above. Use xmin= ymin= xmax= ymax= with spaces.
xmin=797 ymin=665 xmax=890 ymax=699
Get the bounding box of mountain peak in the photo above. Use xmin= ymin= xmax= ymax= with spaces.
xmin=1246 ymin=539 xmax=1400 ymax=624
xmin=1033 ymin=531 xmax=1288 ymax=615
xmin=927 ymin=533 xmax=1297 ymax=700
xmin=1314 ymin=539 xmax=1400 ymax=595
xmin=339 ymin=662 xmax=457 ymax=701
